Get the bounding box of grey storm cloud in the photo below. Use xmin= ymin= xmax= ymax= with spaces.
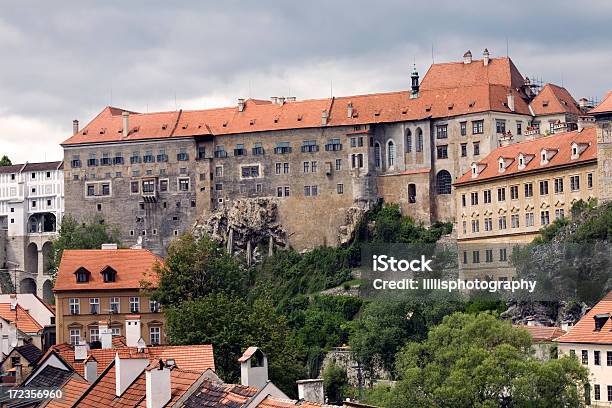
xmin=0 ymin=0 xmax=610 ymax=162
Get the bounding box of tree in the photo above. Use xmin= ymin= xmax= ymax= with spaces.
xmin=365 ymin=312 xmax=588 ymax=408
xmin=0 ymin=155 xmax=11 ymax=166
xmin=323 ymin=363 xmax=349 ymax=404
xmin=150 ymin=233 xmax=248 ymax=306
xmin=50 ymin=215 xmax=121 ymax=275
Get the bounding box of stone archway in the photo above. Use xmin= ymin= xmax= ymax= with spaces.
xmin=42 ymin=241 xmax=53 ymax=275
xmin=20 ymin=278 xmax=37 ymax=294
xmin=42 ymin=280 xmax=53 ymax=302
xmin=25 ymin=242 xmax=38 ymax=274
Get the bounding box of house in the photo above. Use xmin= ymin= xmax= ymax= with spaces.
xmin=53 ymin=246 xmax=165 ymax=346
xmin=0 ymin=295 xmax=44 ymax=356
xmin=0 ymin=342 xmax=43 ymax=385
xmin=516 ymin=325 xmax=565 ymax=360
xmin=0 ymin=293 xmax=56 ymax=353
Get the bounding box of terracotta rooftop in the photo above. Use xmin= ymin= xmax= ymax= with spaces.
xmin=257 ymin=396 xmax=336 ymax=407
xmin=529 ymin=84 xmax=582 ymax=116
xmin=53 ymin=248 xmax=163 ymax=292
xmin=0 ymin=303 xmax=43 ymax=333
xmin=516 ymin=325 xmax=566 ymax=342
xmin=454 ymin=127 xmax=597 ymax=186
xmin=43 ymin=375 xmax=89 ymax=408
xmin=13 ymin=342 xmax=43 ymax=364
xmin=590 ymin=91 xmax=612 ymax=114
xmin=557 ymin=292 xmax=612 ymax=344
xmin=62 ymin=57 xmax=537 ymax=146
xmin=0 ymin=161 xmax=63 ymax=174
xmin=182 ymin=378 xmax=259 ymax=407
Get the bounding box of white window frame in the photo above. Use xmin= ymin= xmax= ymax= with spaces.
xmin=69 ymin=329 xmax=81 ymax=345
xmin=129 ymin=297 xmax=140 ymax=313
xmin=150 ymin=327 xmax=161 ymax=345
xmin=110 ymin=297 xmax=120 ymax=314
xmin=69 ymin=298 xmax=80 ymax=315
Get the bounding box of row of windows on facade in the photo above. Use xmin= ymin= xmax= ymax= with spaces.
xmin=74 ymin=166 xmax=188 ymax=182
xmin=273 ymin=184 xmax=346 ymax=198
xmin=437 ymin=141 xmax=481 ymax=160
xmin=68 ymin=326 xmax=161 ymax=346
xmin=2 ymin=171 xmax=55 ymax=182
xmin=570 ymin=349 xmax=612 ymax=403
xmin=68 ymin=297 xmax=160 ymax=315
xmin=85 ymin=177 xmax=192 ymax=197
xmin=462 ymin=174 xmax=593 ymax=207
xmin=435 ymin=119 xmax=522 ymax=139
xmin=465 ymin=209 xmax=566 ymax=234
xmin=462 ymin=247 xmax=509 ymax=264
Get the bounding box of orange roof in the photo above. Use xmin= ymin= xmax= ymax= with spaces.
xmin=54 ymin=249 xmax=162 ymax=292
xmin=257 ymin=396 xmax=334 ymax=407
xmin=62 ymin=57 xmax=536 ymax=146
xmin=0 ymin=303 xmax=43 ymax=333
xmin=557 ymin=292 xmax=612 ymax=344
xmin=529 ymin=84 xmax=582 ymax=116
xmin=516 ymin=325 xmax=566 ymax=342
xmin=44 ymin=375 xmax=89 ymax=408
xmin=454 ymin=127 xmax=597 ymax=186
xmin=590 ymin=91 xmax=612 ymax=114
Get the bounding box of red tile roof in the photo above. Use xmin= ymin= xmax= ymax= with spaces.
xmin=516 ymin=325 xmax=566 ymax=342
xmin=182 ymin=378 xmax=259 ymax=407
xmin=454 ymin=127 xmax=597 ymax=186
xmin=529 ymin=84 xmax=582 ymax=116
xmin=0 ymin=304 xmax=43 ymax=333
xmin=590 ymin=91 xmax=612 ymax=114
xmin=62 ymin=57 xmax=535 ymax=146
xmin=54 ymin=249 xmax=162 ymax=292
xmin=257 ymin=396 xmax=335 ymax=407
xmin=44 ymin=375 xmax=89 ymax=408
xmin=557 ymin=292 xmax=612 ymax=344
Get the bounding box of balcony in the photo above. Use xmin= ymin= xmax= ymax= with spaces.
xmin=274 ymin=146 xmax=292 ymax=154
xmin=301 ymin=145 xmax=319 ymax=153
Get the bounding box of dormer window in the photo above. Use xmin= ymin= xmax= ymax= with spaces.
xmin=471 ymin=162 xmax=486 ymax=178
xmin=517 ymin=153 xmax=534 ymax=170
xmin=519 ymin=157 xmax=524 ymax=167
xmin=75 ymin=267 xmax=91 ymax=283
xmin=101 ymin=266 xmax=117 ymax=283
xmin=571 ymin=142 xmax=589 ymax=160
xmin=497 ymin=157 xmax=513 ymax=173
xmin=594 ymin=313 xmax=609 ymax=331
xmin=540 ymin=149 xmax=558 ymax=165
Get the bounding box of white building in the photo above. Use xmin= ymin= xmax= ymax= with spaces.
xmin=557 ymin=292 xmax=612 ymax=406
xmin=0 ymin=161 xmax=64 ymax=300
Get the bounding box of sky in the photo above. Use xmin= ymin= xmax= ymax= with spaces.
xmin=1 ymin=1 xmax=611 ymax=163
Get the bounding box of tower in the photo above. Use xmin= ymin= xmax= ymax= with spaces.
xmin=411 ymin=65 xmax=420 ymax=99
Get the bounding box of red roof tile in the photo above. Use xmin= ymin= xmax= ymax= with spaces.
xmin=515 ymin=325 xmax=566 ymax=342
xmin=454 ymin=127 xmax=597 ymax=186
xmin=44 ymin=375 xmax=89 ymax=408
xmin=557 ymin=292 xmax=612 ymax=344
xmin=529 ymin=84 xmax=582 ymax=116
xmin=590 ymin=91 xmax=612 ymax=114
xmin=54 ymin=249 xmax=162 ymax=292
xmin=0 ymin=304 xmax=43 ymax=333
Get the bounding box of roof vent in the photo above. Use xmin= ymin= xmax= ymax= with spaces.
xmin=161 ymin=124 xmax=168 ymax=130
xmin=469 ymin=101 xmax=476 ymax=108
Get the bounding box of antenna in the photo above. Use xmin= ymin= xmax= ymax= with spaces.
xmin=431 ymin=43 xmax=435 ymax=64
xmin=506 ymin=37 xmax=509 ymax=57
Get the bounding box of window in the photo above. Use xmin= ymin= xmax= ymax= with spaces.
xmin=325 ymin=138 xmax=342 ymax=151
xmin=461 ymin=194 xmax=466 ymax=207
xmin=470 ymin=192 xmax=479 ymax=205
xmin=143 ymin=150 xmax=154 ymax=163
xmin=111 ymin=327 xmax=121 ymax=337
xmin=460 ymin=122 xmax=467 ymax=136
xmin=150 ymin=327 xmax=161 ymax=345
xmin=110 ymin=297 xmax=120 ymax=314
xmin=234 ymin=144 xmax=246 ymax=156
xmin=150 ymin=300 xmax=160 ymax=313
xmin=484 ymin=218 xmax=492 ymax=231
xmin=303 ymin=162 xmax=310 ymax=173
xmin=436 ymin=170 xmax=452 ymax=195
xmin=310 ymin=161 xmax=317 ymax=172
xmin=594 ymin=384 xmax=600 ymax=401
xmin=142 ymin=180 xmax=155 ymax=194
xmin=472 ymin=120 xmax=484 ymax=134
xmin=539 ymin=180 xmax=549 ymax=195
xmin=131 ymin=181 xmax=139 ymax=194
xmin=387 ymin=141 xmax=396 ymax=166
xmin=89 ymin=298 xmax=100 ymax=314
xmin=76 ymin=269 xmax=89 ymax=283
xmin=499 ymin=248 xmax=507 ymax=261
xmin=337 ymin=184 xmax=344 ymax=194
xmin=516 ymin=122 xmax=522 ymax=135
xmin=460 ymin=143 xmax=467 ymax=157
xmin=471 ymin=219 xmax=479 ymax=233
xmin=462 ymin=251 xmax=468 ymax=264
xmin=595 ymin=350 xmax=601 ymax=365
xmin=497 ymin=187 xmax=506 ymax=202
xmin=177 ymin=147 xmax=189 ymax=161
xmin=588 ymin=173 xmax=593 ymax=189
xmin=90 ymin=328 xmax=100 ymax=343
xmin=554 ymin=177 xmax=564 ymax=193
xmin=510 ymin=185 xmax=519 ymax=200
xmin=159 ymin=179 xmax=168 ymax=192
xmin=215 ymin=166 xmax=223 ymax=177
xmin=473 ymin=142 xmax=480 ymax=156
xmin=570 ymin=175 xmax=580 ymax=191
xmin=607 ymin=351 xmax=612 ymax=366
xmin=405 ymin=130 xmax=412 ymax=152
xmin=277 ymin=186 xmax=290 ymax=197
xmin=87 ymin=185 xmax=95 ymax=196
xmin=581 ymin=350 xmax=588 ymax=365
xmin=608 ymin=386 xmax=612 ymax=402
xmin=525 ymin=212 xmax=535 ymax=227
xmin=555 ymin=208 xmax=565 ymax=220
xmin=178 ymin=178 xmax=190 ymax=191
xmin=129 ymin=297 xmax=140 ymax=313
xmin=304 ymin=186 xmax=311 ymax=196
xmin=241 ymin=165 xmax=259 ymax=178
xmin=524 ymin=183 xmax=533 ymax=198
xmin=436 ymin=125 xmax=448 ymax=139
xmin=274 ymin=141 xmax=292 ymax=154
xmin=374 ymin=143 xmax=381 ymax=168
xmin=485 ymin=249 xmax=493 ymax=263
xmin=483 ymin=190 xmax=491 ymax=204
xmin=495 ymin=120 xmax=506 ymax=134
xmin=472 ymin=250 xmax=480 ymax=263
xmin=541 ymin=210 xmax=550 ymax=226
xmin=69 ymin=298 xmax=80 ymax=315
xmin=350 ymin=137 xmax=363 ymax=148
xmin=498 ymin=216 xmax=507 ymax=230
xmin=215 ymin=183 xmax=223 ymax=191
xmin=255 ymin=183 xmax=262 ymax=193
xmin=436 ymin=145 xmax=448 ymax=159
xmin=69 ymin=329 xmax=81 ymax=345
xmin=416 ymin=129 xmax=423 ymax=152
xmin=407 ymin=184 xmax=416 ymax=203
xmin=570 ymin=349 xmax=576 ymax=358
xmin=335 ymin=159 xmax=342 ymax=171
xmin=511 ymin=214 xmax=520 ymax=228
xmin=214 ymin=145 xmax=227 ymax=158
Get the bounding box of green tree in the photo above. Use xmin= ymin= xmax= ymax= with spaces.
xmin=50 ymin=215 xmax=121 ymax=275
xmin=150 ymin=233 xmax=248 ymax=306
xmin=323 ymin=363 xmax=349 ymax=404
xmin=366 ymin=312 xmax=588 ymax=408
xmin=0 ymin=155 xmax=12 ymax=166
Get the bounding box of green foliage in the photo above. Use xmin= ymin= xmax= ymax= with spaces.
xmin=150 ymin=233 xmax=248 ymax=306
xmin=323 ymin=363 xmax=349 ymax=404
xmin=369 ymin=204 xmax=452 ymax=244
xmin=365 ymin=313 xmax=588 ymax=408
xmin=0 ymin=155 xmax=12 ymax=166
xmin=50 ymin=215 xmax=121 ymax=275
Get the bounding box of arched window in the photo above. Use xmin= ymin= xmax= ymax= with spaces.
xmin=416 ymin=128 xmax=423 ymax=152
xmin=408 ymin=183 xmax=416 ymax=203
xmin=387 ymin=140 xmax=395 ymax=167
xmin=436 ymin=170 xmax=452 ymax=195
xmin=405 ymin=129 xmax=412 ymax=153
xmin=374 ymin=143 xmax=381 ymax=168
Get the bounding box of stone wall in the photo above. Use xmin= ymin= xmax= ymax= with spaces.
xmin=596 ymin=116 xmax=612 ymax=202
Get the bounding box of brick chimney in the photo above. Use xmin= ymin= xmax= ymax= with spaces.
xmin=321 ymin=110 xmax=328 ymax=126
xmin=463 ymin=50 xmax=472 ymax=64
xmin=238 ymin=98 xmax=245 ymax=112
xmin=72 ymin=119 xmax=79 ymax=135
xmin=347 ymin=102 xmax=353 ymax=119
xmin=507 ymin=93 xmax=515 ymax=112
xmin=115 ymin=353 xmax=149 ymax=397
xmin=99 ymin=320 xmax=113 ymax=349
xmin=145 ymin=360 xmax=172 ymax=408
xmin=84 ymin=356 xmax=98 ymax=383
xmin=122 ymin=112 xmax=129 ymax=137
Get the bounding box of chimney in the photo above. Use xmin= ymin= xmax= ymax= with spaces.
xmin=84 ymin=357 xmax=98 ymax=383
xmin=9 ymin=293 xmax=17 ymax=311
xmin=483 ymin=48 xmax=490 ymax=66
xmin=321 ymin=110 xmax=328 ymax=126
xmin=145 ymin=360 xmax=172 ymax=408
xmin=579 ymin=98 xmax=589 ymax=109
xmin=463 ymin=50 xmax=472 ymax=64
xmin=8 ymin=322 xmax=17 ymax=348
xmin=74 ymin=341 xmax=89 ymax=361
xmin=347 ymin=102 xmax=353 ymax=118
xmin=277 ymin=97 xmax=285 ymax=106
xmin=239 ymin=347 xmax=268 ymax=388
xmin=296 ymin=379 xmax=325 ymax=404
xmin=101 ymin=243 xmax=118 ymax=250
xmin=238 ymin=98 xmax=245 ymax=112
xmin=122 ymin=112 xmax=129 ymax=137
xmin=115 ymin=353 xmax=149 ymax=397
xmin=507 ymin=93 xmax=515 ymax=112
xmin=270 ymin=96 xmax=278 ymax=104
xmin=125 ymin=315 xmax=142 ymax=348
xmin=99 ymin=320 xmax=113 ymax=349
xmin=72 ymin=119 xmax=79 ymax=135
